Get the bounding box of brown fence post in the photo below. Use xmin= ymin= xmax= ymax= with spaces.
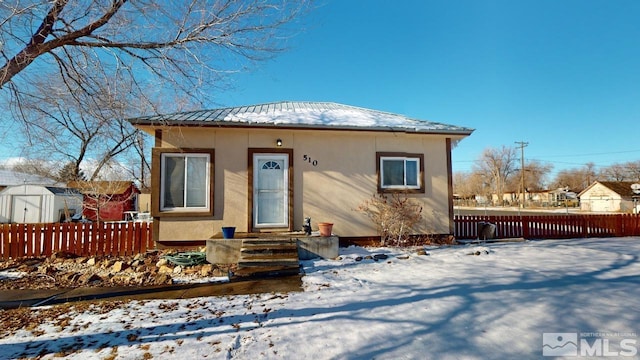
xmin=72 ymin=223 xmax=81 ymax=255
xmin=90 ymin=223 xmax=99 ymax=256
xmin=104 ymin=222 xmax=113 ymax=256
xmin=522 ymin=216 xmax=530 ymax=239
xmin=82 ymin=224 xmax=90 ymax=256
xmin=43 ymin=224 xmax=52 ymax=256
xmin=126 ymin=223 xmax=134 ymax=256
xmin=16 ymin=224 xmax=26 ymax=258
xmin=616 ymin=215 xmax=624 ymax=237
xmin=145 ymin=223 xmax=156 ymax=250
xmin=136 ymin=223 xmax=147 ymax=253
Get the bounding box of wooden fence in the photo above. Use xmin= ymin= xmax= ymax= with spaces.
xmin=454 ymin=214 xmax=640 ymax=240
xmin=1 ymin=222 xmax=154 ymax=260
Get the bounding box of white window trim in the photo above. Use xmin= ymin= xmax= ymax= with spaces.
xmin=380 ymin=156 xmax=421 ymax=190
xmin=160 ymin=153 xmax=211 ymax=212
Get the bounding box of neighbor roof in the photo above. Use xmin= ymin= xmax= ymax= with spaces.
xmin=68 ymin=181 xmax=138 ymax=195
xmin=580 ymin=181 xmax=639 ymax=198
xmin=128 ymin=101 xmax=474 ymax=135
xmin=0 ymin=169 xmax=60 ymax=186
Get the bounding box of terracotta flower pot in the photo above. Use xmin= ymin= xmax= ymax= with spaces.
xmin=318 ymin=222 xmax=333 ymax=237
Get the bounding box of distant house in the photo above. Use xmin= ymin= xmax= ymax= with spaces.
xmin=68 ymin=181 xmax=140 ymax=222
xmin=127 ymin=101 xmax=474 ymax=245
xmin=549 ymin=188 xmax=579 ymax=207
xmin=578 ymin=181 xmax=638 ymax=213
xmin=0 ymin=185 xmax=83 ymax=223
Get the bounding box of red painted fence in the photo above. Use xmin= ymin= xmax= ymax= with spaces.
xmin=454 ymin=214 xmax=640 ymax=240
xmin=0 ymin=222 xmax=154 ymax=260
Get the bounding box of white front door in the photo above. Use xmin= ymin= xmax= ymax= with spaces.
xmin=253 ymin=154 xmax=288 ymax=228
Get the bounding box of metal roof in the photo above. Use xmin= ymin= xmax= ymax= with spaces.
xmin=0 ymin=169 xmax=60 ymax=186
xmin=128 ymin=101 xmax=474 ymax=135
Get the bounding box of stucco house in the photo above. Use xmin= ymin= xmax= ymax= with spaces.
xmin=578 ymin=181 xmax=638 ymax=213
xmin=127 ymin=101 xmax=473 ymax=246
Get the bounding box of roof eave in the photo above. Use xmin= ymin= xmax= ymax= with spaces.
xmin=129 ymin=119 xmax=474 ymax=136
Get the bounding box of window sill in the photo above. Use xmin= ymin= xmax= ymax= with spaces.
xmin=378 ymin=188 xmax=424 ymax=194
xmin=153 ymin=209 xmax=213 ymax=218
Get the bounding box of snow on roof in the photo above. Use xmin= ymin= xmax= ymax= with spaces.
xmin=128 ymin=101 xmax=474 ymax=135
xmin=0 ymin=169 xmax=60 ymax=186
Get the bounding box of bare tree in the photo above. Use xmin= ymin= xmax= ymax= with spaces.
xmin=1 ymin=1 xmax=310 ymax=100
xmin=453 ymin=171 xmax=488 ymax=205
xmin=9 ymin=158 xmax=58 ymax=179
xmin=1 ymin=1 xmax=310 ymax=182
xmin=550 ymin=162 xmax=598 ymax=192
xmin=473 ymin=146 xmax=519 ymax=205
xmin=16 ymin=73 xmax=146 ymax=180
xmin=507 ymin=160 xmax=553 ymax=192
xmin=599 ymin=163 xmax=628 ymax=181
xmin=625 ymin=161 xmax=640 ymax=182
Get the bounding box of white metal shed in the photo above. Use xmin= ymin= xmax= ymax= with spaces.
xmin=0 ymin=185 xmax=83 ymax=223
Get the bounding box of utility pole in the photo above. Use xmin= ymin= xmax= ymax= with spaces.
xmin=515 ymin=141 xmax=529 ymax=208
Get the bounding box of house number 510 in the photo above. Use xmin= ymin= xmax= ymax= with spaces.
xmin=303 ymin=155 xmax=318 ymax=166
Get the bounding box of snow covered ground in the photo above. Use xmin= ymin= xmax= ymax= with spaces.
xmin=1 ymin=237 xmax=639 ymax=359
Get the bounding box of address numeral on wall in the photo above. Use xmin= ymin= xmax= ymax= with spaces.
xmin=303 ymin=155 xmax=318 ymax=166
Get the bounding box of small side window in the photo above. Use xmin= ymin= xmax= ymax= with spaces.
xmin=377 ymin=152 xmax=425 ymax=193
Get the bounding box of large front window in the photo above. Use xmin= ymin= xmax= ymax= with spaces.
xmin=161 ymin=153 xmax=210 ymax=211
xmin=377 ymin=152 xmax=425 ymax=193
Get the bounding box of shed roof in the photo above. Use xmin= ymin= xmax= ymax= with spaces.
xmin=128 ymin=101 xmax=474 ymax=135
xmin=45 ymin=187 xmax=82 ymax=195
xmin=0 ymin=184 xmax=82 ymax=196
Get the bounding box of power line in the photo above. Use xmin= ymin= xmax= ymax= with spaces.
xmin=529 ymin=149 xmax=640 ymax=159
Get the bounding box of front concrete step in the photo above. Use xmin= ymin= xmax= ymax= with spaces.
xmin=239 ymin=253 xmax=299 ymax=262
xmin=240 ymin=244 xmax=298 ymax=255
xmin=242 ymin=239 xmax=296 ymax=246
xmin=233 ymin=265 xmax=301 ymax=278
xmin=234 ymin=239 xmax=300 ymax=278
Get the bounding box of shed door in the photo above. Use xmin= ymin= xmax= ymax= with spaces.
xmin=12 ymin=195 xmax=41 ymax=223
xmin=253 ymin=154 xmax=288 ymax=228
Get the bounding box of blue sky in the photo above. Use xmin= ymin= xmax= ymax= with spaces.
xmin=215 ymin=0 xmax=640 ymax=179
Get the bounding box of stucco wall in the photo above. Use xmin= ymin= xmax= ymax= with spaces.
xmin=148 ymin=126 xmax=458 ymax=241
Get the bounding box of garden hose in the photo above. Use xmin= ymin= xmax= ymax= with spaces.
xmin=163 ymin=251 xmax=208 ymax=267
